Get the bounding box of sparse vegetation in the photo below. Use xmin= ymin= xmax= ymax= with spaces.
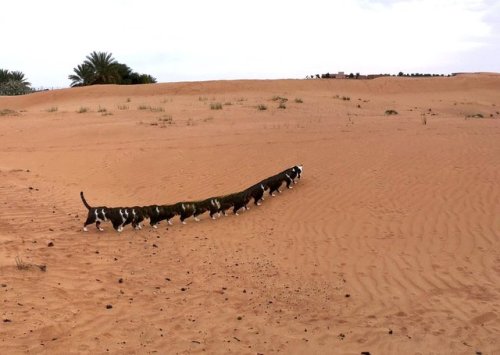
xmin=199 ymin=96 xmax=208 ymax=102
xmin=158 ymin=115 xmax=174 ymax=124
xmin=257 ymin=104 xmax=268 ymax=111
xmin=272 ymin=96 xmax=288 ymax=103
xmin=421 ymin=114 xmax=427 ymax=125
xmin=138 ymin=105 xmax=164 ymax=112
xmin=117 ymin=105 xmax=129 ymax=110
xmin=15 ymin=256 xmax=46 ymax=271
xmin=210 ymin=102 xmax=223 ymax=110
xmin=77 ymin=107 xmax=89 ymax=113
xmin=46 ymin=107 xmax=58 ymax=112
xmin=0 ymin=109 xmax=19 ymax=116
xmin=294 ymin=98 xmax=303 ymax=103
xmin=466 ymin=113 xmax=484 ymax=119
xmin=385 ymin=109 xmax=398 ymax=115
xmin=97 ymin=106 xmax=107 ymax=113
xmin=15 ymin=256 xmax=30 ymax=270
xmin=278 ymin=102 xmax=286 ymax=109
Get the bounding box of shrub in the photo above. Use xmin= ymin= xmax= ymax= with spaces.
xmin=77 ymin=107 xmax=89 ymax=113
xmin=278 ymin=102 xmax=286 ymax=109
xmin=46 ymin=107 xmax=58 ymax=112
xmin=294 ymin=98 xmax=303 ymax=103
xmin=158 ymin=115 xmax=173 ymax=124
xmin=385 ymin=109 xmax=398 ymax=115
xmin=210 ymin=102 xmax=223 ymax=110
xmin=466 ymin=113 xmax=484 ymax=119
xmin=0 ymin=109 xmax=18 ymax=116
xmin=257 ymin=104 xmax=267 ymax=111
xmin=272 ymin=95 xmax=288 ymax=103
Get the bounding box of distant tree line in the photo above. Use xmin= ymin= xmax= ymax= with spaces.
xmin=397 ymin=72 xmax=448 ymax=77
xmin=0 ymin=69 xmax=32 ymax=95
xmin=307 ymin=71 xmax=451 ymax=79
xmin=68 ymin=51 xmax=157 ymax=87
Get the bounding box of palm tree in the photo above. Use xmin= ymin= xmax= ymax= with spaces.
xmin=68 ymin=63 xmax=95 ymax=87
xmin=68 ymin=51 xmax=157 ymax=87
xmin=0 ymin=69 xmax=10 ymax=83
xmin=0 ymin=69 xmax=32 ymax=95
xmin=84 ymin=51 xmax=120 ymax=84
xmin=8 ymin=71 xmax=31 ymax=86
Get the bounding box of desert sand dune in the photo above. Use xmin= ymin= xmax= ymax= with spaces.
xmin=1 ymin=74 xmax=499 ymax=354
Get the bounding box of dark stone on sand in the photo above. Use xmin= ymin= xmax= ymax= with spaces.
xmin=388 ymin=329 xmax=393 ymax=334
xmin=47 ymin=241 xmax=54 ymax=247
xmin=345 ymin=294 xmax=351 ymax=298
xmin=118 ymin=278 xmax=123 ymax=284
xmin=106 ymin=304 xmax=113 ymax=309
xmin=3 ymin=319 xmax=12 ymax=322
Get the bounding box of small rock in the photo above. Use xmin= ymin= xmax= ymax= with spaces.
xmin=3 ymin=319 xmax=12 ymax=323
xmin=388 ymin=329 xmax=393 ymax=335
xmin=237 ymin=316 xmax=242 ymax=320
xmin=47 ymin=241 xmax=54 ymax=247
xmin=165 ymin=277 xmax=171 ymax=281
xmin=361 ymin=352 xmax=371 ymax=355
xmin=345 ymin=294 xmax=351 ymax=298
xmin=118 ymin=278 xmax=123 ymax=284
xmin=152 ymin=244 xmax=158 ymax=248
xmin=106 ymin=304 xmax=113 ymax=309
xmin=180 ymin=287 xmax=187 ymax=291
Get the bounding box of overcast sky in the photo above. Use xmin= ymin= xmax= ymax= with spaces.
xmin=2 ymin=0 xmax=499 ymax=88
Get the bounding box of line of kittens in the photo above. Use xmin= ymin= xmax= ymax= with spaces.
xmin=81 ymin=165 xmax=303 ymax=232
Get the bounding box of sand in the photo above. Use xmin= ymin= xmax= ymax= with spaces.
xmin=1 ymin=74 xmax=499 ymax=354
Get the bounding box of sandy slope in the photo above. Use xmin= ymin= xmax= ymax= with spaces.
xmin=1 ymin=74 xmax=499 ymax=354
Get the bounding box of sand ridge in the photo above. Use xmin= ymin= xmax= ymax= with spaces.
xmin=1 ymin=74 xmax=500 ymax=354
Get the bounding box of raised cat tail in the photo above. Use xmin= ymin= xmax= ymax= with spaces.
xmin=80 ymin=191 xmax=92 ymax=210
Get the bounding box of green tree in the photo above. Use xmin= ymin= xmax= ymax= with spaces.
xmin=0 ymin=69 xmax=32 ymax=95
xmin=68 ymin=63 xmax=95 ymax=87
xmin=69 ymin=51 xmax=157 ymax=87
xmin=83 ymin=51 xmax=120 ymax=84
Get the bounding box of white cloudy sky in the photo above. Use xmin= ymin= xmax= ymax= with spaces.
xmin=2 ymin=0 xmax=499 ymax=88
